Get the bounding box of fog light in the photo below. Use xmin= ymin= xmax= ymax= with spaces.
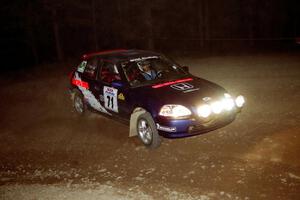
xmin=235 ymin=95 xmax=245 ymax=108
xmin=197 ymin=104 xmax=212 ymax=118
xmin=211 ymin=101 xmax=223 ymax=114
xmin=222 ymin=98 xmax=235 ymax=111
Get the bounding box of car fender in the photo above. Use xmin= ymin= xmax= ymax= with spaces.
xmin=129 ymin=107 xmax=146 ymax=137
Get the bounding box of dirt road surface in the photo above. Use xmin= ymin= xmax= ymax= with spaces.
xmin=0 ymin=53 xmax=300 ymax=199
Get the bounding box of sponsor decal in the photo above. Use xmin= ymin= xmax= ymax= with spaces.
xmin=77 ymin=61 xmax=87 ymax=73
xmin=156 ymin=124 xmax=177 ymax=132
xmin=183 ymin=88 xmax=200 ymax=93
xmin=130 ymin=56 xmax=158 ymax=62
xmin=118 ymin=93 xmax=125 ymax=100
xmin=152 ymin=78 xmax=193 ymax=89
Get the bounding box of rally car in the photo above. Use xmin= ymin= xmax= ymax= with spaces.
xmin=69 ymin=49 xmax=245 ymax=148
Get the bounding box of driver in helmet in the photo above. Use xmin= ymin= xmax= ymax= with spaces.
xmin=138 ymin=60 xmax=157 ymax=80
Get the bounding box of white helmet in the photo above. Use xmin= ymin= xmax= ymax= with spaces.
xmin=137 ymin=60 xmax=151 ymax=72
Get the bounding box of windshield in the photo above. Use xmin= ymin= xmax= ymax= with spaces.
xmin=121 ymin=56 xmax=188 ymax=87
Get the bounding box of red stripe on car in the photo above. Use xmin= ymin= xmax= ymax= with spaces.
xmin=72 ymin=79 xmax=89 ymax=89
xmin=82 ymin=49 xmax=127 ymax=59
xmin=152 ymin=78 xmax=193 ymax=89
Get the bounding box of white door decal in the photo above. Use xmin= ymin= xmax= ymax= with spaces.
xmin=104 ymin=86 xmax=118 ymax=112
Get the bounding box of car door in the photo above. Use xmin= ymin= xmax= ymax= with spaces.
xmin=96 ymin=60 xmax=132 ymax=120
xmin=79 ymin=57 xmax=111 ymax=115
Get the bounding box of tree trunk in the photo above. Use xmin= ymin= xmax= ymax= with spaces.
xmin=116 ymin=0 xmax=123 ymax=47
xmin=25 ymin=2 xmax=39 ymax=65
xmin=247 ymin=0 xmax=255 ymax=47
xmin=52 ymin=9 xmax=64 ymax=61
xmin=145 ymin=2 xmax=154 ymax=50
xmin=197 ymin=0 xmax=205 ymax=48
xmin=203 ymin=0 xmax=210 ymax=53
xmin=91 ymin=0 xmax=98 ymax=51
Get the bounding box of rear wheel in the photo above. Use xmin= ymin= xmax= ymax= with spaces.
xmin=73 ymin=90 xmax=86 ymax=116
xmin=137 ymin=112 xmax=161 ymax=149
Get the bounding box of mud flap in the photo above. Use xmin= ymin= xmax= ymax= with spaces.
xmin=129 ymin=108 xmax=146 ymax=137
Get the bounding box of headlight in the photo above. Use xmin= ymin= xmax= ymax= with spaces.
xmin=197 ymin=104 xmax=212 ymax=118
xmin=235 ymin=95 xmax=245 ymax=108
xmin=222 ymin=93 xmax=235 ymax=111
xmin=211 ymin=101 xmax=223 ymax=114
xmin=224 ymin=93 xmax=231 ymax=98
xmin=222 ymin=98 xmax=235 ymax=111
xmin=159 ymin=105 xmax=192 ymax=118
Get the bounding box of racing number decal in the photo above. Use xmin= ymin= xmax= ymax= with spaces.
xmin=104 ymin=86 xmax=118 ymax=112
xmin=106 ymin=96 xmax=114 ymax=108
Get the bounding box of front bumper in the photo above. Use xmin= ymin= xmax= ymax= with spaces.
xmin=156 ymin=111 xmax=238 ymax=138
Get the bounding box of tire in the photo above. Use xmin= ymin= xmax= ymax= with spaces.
xmin=72 ymin=89 xmax=86 ymax=116
xmin=136 ymin=112 xmax=161 ymax=149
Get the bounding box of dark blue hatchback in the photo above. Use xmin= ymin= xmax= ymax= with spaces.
xmin=69 ymin=49 xmax=245 ymax=148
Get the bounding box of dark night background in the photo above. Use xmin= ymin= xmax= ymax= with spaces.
xmin=1 ymin=0 xmax=299 ymax=69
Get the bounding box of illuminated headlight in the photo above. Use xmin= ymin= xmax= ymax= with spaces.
xmin=222 ymin=93 xmax=235 ymax=111
xmin=159 ymin=105 xmax=192 ymax=118
xmin=224 ymin=93 xmax=231 ymax=98
xmin=222 ymin=98 xmax=235 ymax=111
xmin=235 ymin=95 xmax=245 ymax=108
xmin=211 ymin=101 xmax=223 ymax=114
xmin=197 ymin=104 xmax=212 ymax=118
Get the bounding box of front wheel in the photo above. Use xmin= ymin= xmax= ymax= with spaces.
xmin=137 ymin=112 xmax=161 ymax=149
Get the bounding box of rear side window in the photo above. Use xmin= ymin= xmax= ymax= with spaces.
xmin=83 ymin=57 xmax=98 ymax=79
xmin=99 ymin=61 xmax=121 ymax=84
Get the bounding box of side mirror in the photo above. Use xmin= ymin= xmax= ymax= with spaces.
xmin=182 ymin=66 xmax=189 ymax=73
xmin=111 ymin=80 xmax=125 ymax=88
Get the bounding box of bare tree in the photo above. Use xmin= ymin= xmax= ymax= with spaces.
xmin=51 ymin=8 xmax=64 ymax=61
xmin=204 ymin=0 xmax=210 ymax=48
xmin=245 ymin=0 xmax=255 ymax=46
xmin=145 ymin=1 xmax=154 ymax=50
xmin=24 ymin=2 xmax=39 ymax=64
xmin=91 ymin=0 xmax=99 ymax=51
xmin=197 ymin=0 xmax=205 ymax=48
xmin=43 ymin=0 xmax=64 ymax=61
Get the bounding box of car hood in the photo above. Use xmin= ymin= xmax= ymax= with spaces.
xmin=132 ymin=76 xmax=227 ymax=109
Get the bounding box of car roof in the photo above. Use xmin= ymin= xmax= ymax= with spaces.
xmin=82 ymin=49 xmax=162 ymax=63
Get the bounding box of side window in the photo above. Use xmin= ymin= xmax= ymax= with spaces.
xmin=83 ymin=57 xmax=98 ymax=79
xmin=99 ymin=61 xmax=121 ymax=84
xmin=123 ymin=62 xmax=140 ymax=82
